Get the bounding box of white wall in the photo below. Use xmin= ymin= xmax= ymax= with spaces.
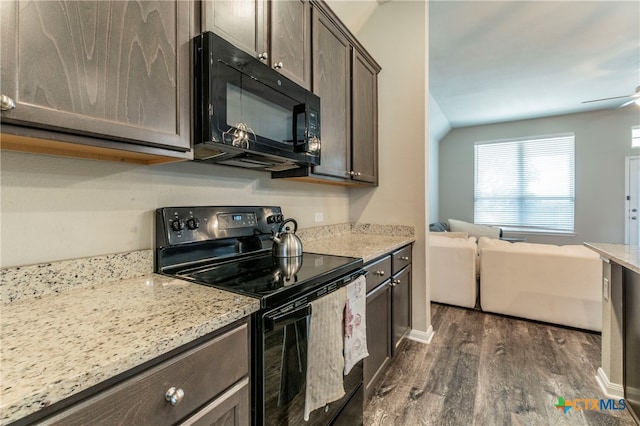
xmin=350 ymin=0 xmax=430 ymax=335
xmin=0 ymin=151 xmax=349 ymax=267
xmin=428 ymin=94 xmax=451 ymax=223
xmin=0 ymin=1 xmax=432 ymax=337
xmin=439 ymin=107 xmax=640 ymax=245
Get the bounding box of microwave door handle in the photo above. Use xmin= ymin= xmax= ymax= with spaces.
xmin=265 ymin=304 xmax=311 ymax=331
xmin=292 ymin=103 xmax=306 ymax=153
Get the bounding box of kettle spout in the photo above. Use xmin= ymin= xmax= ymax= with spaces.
xmin=271 ymin=234 xmax=282 ymax=244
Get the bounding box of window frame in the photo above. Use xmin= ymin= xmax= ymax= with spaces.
xmin=474 ymin=132 xmax=576 ymax=235
xmin=632 ymin=125 xmax=640 ymax=148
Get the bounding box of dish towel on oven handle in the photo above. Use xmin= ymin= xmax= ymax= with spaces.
xmin=304 ymin=286 xmax=347 ymax=421
xmin=344 ymin=275 xmax=368 ymax=375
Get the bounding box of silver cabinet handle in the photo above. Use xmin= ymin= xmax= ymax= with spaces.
xmin=273 ymin=61 xmax=283 ymax=69
xmin=1 ymin=94 xmax=15 ymax=111
xmin=349 ymin=171 xmax=361 ymax=177
xmin=392 ymin=279 xmax=401 ymax=286
xmin=165 ymin=387 xmax=185 ymax=406
xmin=400 ymin=256 xmax=409 ymax=261
xmin=258 ymin=52 xmax=268 ymax=61
xmin=375 ymin=270 xmax=385 ymax=276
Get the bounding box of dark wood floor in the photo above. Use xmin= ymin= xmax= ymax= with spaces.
xmin=364 ymin=303 xmax=636 ymax=425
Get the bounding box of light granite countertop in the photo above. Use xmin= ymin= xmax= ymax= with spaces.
xmin=585 ymin=242 xmax=640 ymax=274
xmin=0 ymin=271 xmax=259 ymax=425
xmin=298 ymin=223 xmax=415 ymax=263
xmin=0 ymin=223 xmax=414 ymax=424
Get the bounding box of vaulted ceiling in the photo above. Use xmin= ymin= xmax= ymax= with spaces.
xmin=329 ymin=0 xmax=640 ymax=129
xmin=429 ymin=0 xmax=640 ymax=128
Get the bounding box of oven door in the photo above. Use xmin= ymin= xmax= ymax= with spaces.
xmin=260 ymin=304 xmax=362 ymax=426
xmin=262 ymin=304 xmax=311 ymax=425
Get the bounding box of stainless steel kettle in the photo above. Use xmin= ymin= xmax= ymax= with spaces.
xmin=272 ymin=218 xmax=303 ymax=258
xmin=273 ymin=256 xmax=303 ymax=283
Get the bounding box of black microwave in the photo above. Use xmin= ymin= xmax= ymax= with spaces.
xmin=193 ymin=32 xmax=321 ymax=172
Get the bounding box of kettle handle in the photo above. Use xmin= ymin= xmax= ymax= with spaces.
xmin=278 ymin=218 xmax=298 ymax=233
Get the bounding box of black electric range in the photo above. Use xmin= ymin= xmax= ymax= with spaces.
xmin=154 ymin=206 xmax=365 ymax=426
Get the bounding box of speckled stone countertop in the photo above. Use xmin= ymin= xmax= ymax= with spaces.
xmin=585 ymin=243 xmax=640 ymax=274
xmin=298 ymin=223 xmax=415 ymax=263
xmin=0 ymin=253 xmax=259 ymax=425
xmin=0 ymin=223 xmax=412 ymax=424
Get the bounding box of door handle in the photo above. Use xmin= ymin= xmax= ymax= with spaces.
xmin=265 ymin=305 xmax=311 ymax=331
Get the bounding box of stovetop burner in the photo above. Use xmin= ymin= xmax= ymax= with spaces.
xmin=176 ymin=252 xmax=362 ymax=308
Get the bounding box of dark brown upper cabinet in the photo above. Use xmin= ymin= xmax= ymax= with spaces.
xmin=310 ymin=7 xmax=351 ymax=179
xmin=272 ymin=2 xmax=380 ymax=186
xmin=351 ymin=50 xmax=379 ymax=185
xmin=202 ymin=0 xmax=311 ymax=89
xmin=0 ymin=1 xmax=192 ymax=163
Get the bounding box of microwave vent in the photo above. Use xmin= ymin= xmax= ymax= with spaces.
xmin=194 ymin=146 xmax=227 ymax=161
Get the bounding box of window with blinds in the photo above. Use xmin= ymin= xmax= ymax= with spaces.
xmin=474 ymin=133 xmax=575 ymax=233
xmin=633 ymin=125 xmax=640 ymax=148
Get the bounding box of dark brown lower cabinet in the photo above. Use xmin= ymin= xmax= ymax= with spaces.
xmin=181 ymin=378 xmax=249 ymax=426
xmin=392 ymin=264 xmax=412 ymax=353
xmin=37 ymin=319 xmax=250 ymax=426
xmin=364 ymin=279 xmax=392 ymax=399
xmin=364 ymin=244 xmax=413 ymax=400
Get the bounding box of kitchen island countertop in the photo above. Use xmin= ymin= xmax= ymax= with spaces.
xmin=584 ymin=242 xmax=640 ymax=274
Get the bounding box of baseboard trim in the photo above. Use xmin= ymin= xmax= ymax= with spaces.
xmin=408 ymin=326 xmax=434 ymax=344
xmin=596 ymin=367 xmax=624 ymax=398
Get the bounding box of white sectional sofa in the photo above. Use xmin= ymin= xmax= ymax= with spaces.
xmin=429 ymin=234 xmax=478 ymax=308
xmin=428 ymin=227 xmax=603 ymax=332
xmin=478 ymin=237 xmax=603 ymax=332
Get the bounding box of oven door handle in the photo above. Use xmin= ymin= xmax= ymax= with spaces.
xmin=264 ymin=305 xmax=311 ymax=331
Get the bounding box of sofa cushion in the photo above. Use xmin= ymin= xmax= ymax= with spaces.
xmin=429 ymin=231 xmax=469 ymax=239
xmin=477 ymin=236 xmax=602 ymax=331
xmin=448 ymin=219 xmax=502 ymax=239
xmin=429 ymin=235 xmax=478 ymax=308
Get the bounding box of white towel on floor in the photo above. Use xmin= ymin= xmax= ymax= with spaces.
xmin=304 ymin=287 xmax=347 ymax=421
xmin=344 ymin=275 xmax=368 ymax=375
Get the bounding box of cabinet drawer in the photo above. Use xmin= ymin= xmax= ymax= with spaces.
xmin=392 ymin=245 xmax=412 ymax=274
xmin=364 ymin=255 xmax=392 ymax=293
xmin=41 ymin=323 xmax=249 ymax=426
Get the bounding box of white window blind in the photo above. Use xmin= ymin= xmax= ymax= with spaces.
xmin=633 ymin=125 xmax=640 ymax=148
xmin=474 ymin=134 xmax=575 ymax=233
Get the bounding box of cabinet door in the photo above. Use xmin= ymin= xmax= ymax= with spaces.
xmin=364 ymin=281 xmax=392 ymax=399
xmin=1 ymin=0 xmax=190 ymax=151
xmin=392 ymin=265 xmax=412 ymax=353
xmin=311 ymin=8 xmax=350 ymax=179
xmin=180 ymin=378 xmax=249 ymax=426
xmin=201 ymin=0 xmax=267 ymax=59
xmin=270 ymin=0 xmax=310 ymax=89
xmin=351 ymin=49 xmax=379 ymax=184
xmin=39 ymin=323 xmax=249 ymax=426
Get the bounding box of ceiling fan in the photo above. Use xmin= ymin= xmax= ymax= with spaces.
xmin=582 ymin=85 xmax=640 ymax=108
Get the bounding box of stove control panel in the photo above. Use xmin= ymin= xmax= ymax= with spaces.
xmin=218 ymin=213 xmax=256 ymax=229
xmin=156 ymin=206 xmax=284 ymax=247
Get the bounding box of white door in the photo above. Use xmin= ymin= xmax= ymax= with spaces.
xmin=625 ymin=156 xmax=640 ymax=244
